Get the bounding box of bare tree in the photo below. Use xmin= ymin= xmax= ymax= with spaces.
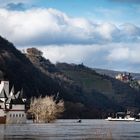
xmin=29 ymin=95 xmax=64 ymax=123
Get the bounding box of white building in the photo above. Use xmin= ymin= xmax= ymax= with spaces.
xmin=0 ymin=81 xmax=26 ymax=124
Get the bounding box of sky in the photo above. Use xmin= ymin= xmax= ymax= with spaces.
xmin=0 ymin=0 xmax=140 ymax=72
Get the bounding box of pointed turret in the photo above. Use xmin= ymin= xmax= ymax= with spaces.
xmin=15 ymin=91 xmax=20 ymax=99
xmin=9 ymin=86 xmax=15 ymax=99
xmin=19 ymin=88 xmax=26 ymax=102
xmin=0 ymin=89 xmax=7 ymax=102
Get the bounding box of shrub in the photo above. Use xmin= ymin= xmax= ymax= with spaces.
xmin=29 ymin=95 xmax=64 ymax=123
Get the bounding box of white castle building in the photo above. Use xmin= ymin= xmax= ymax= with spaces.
xmin=0 ymin=80 xmax=26 ymax=124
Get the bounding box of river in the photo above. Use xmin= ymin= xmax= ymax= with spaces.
xmin=0 ymin=119 xmax=140 ymax=140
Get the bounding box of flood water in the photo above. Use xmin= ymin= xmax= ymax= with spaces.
xmin=0 ymin=119 xmax=140 ymax=140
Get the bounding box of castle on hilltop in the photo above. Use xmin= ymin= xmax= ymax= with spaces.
xmin=115 ymin=73 xmax=132 ymax=83
xmin=0 ymin=81 xmax=26 ymax=124
xmin=115 ymin=73 xmax=140 ymax=90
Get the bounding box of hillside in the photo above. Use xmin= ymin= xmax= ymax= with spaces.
xmin=56 ymin=63 xmax=140 ymax=110
xmin=0 ymin=36 xmax=140 ymax=118
xmin=25 ymin=48 xmax=120 ymax=118
xmin=0 ymin=36 xmax=62 ymax=97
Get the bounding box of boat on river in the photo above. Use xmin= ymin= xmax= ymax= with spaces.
xmin=106 ymin=111 xmax=135 ymax=121
xmin=106 ymin=117 xmax=135 ymax=121
xmin=135 ymin=113 xmax=140 ymax=122
xmin=135 ymin=119 xmax=140 ymax=122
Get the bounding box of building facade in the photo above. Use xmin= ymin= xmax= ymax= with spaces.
xmin=0 ymin=81 xmax=26 ymax=124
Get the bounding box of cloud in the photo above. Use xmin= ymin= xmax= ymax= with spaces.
xmin=20 ymin=42 xmax=140 ymax=72
xmin=108 ymin=47 xmax=129 ymax=61
xmin=0 ymin=7 xmax=140 ymax=72
xmin=0 ymin=8 xmax=140 ymax=46
xmin=107 ymin=45 xmax=140 ymax=64
xmin=5 ymin=3 xmax=25 ymax=11
xmin=0 ymin=0 xmax=32 ymax=7
xmin=38 ymin=45 xmax=101 ymax=64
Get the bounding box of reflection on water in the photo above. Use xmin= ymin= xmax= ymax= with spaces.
xmin=0 ymin=119 xmax=140 ymax=140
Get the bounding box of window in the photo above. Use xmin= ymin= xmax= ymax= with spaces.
xmin=13 ymin=114 xmax=15 ymax=117
xmin=16 ymin=114 xmax=18 ymax=117
xmin=19 ymin=114 xmax=21 ymax=117
xmin=10 ymin=114 xmax=12 ymax=117
xmin=22 ymin=114 xmax=24 ymax=117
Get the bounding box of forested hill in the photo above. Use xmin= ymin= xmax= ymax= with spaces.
xmin=56 ymin=63 xmax=140 ymax=108
xmin=0 ymin=35 xmax=140 ymax=118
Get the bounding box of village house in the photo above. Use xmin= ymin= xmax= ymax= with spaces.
xmin=0 ymin=80 xmax=26 ymax=124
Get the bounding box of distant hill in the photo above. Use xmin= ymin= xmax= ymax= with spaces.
xmin=94 ymin=68 xmax=140 ymax=80
xmin=1 ymin=36 xmax=140 ymax=118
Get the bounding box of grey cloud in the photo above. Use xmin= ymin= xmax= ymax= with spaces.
xmin=6 ymin=3 xmax=25 ymax=11
xmin=0 ymin=0 xmax=31 ymax=7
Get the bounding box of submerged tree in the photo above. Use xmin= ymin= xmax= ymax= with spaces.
xmin=29 ymin=95 xmax=64 ymax=123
